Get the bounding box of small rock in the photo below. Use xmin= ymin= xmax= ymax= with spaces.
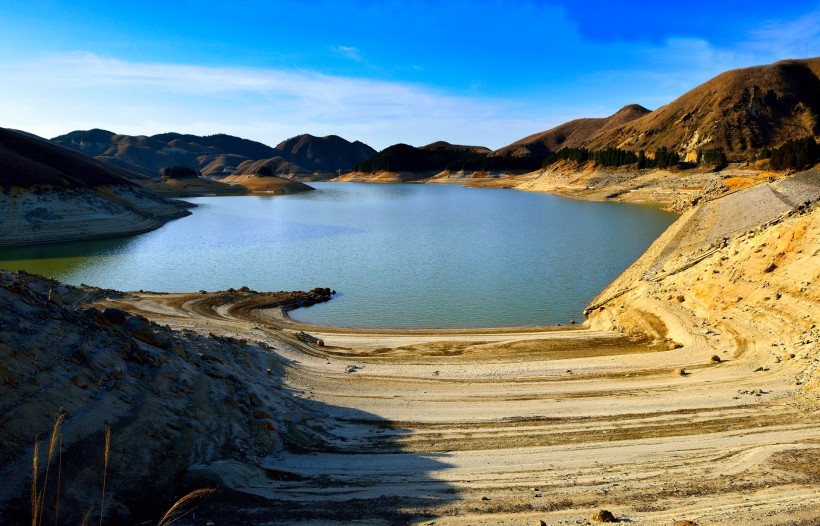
xmin=253 ymin=409 xmax=272 ymax=419
xmin=102 ymin=307 xmax=127 ymax=325
xmin=710 ymin=355 xmax=722 ymax=364
xmin=673 ymin=521 xmax=697 ymax=526
xmin=591 ymin=508 xmax=616 ymax=523
xmin=674 ymin=368 xmax=687 ymax=376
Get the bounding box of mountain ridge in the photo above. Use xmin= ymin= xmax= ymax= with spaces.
xmin=51 ymin=130 xmax=377 ymax=178
xmin=499 ymin=57 xmax=820 ymax=161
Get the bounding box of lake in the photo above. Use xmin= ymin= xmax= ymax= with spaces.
xmin=0 ymin=183 xmax=675 ymax=328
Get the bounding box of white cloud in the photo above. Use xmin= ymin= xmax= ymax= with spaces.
xmin=0 ymin=52 xmax=561 ymax=149
xmin=744 ymin=10 xmax=820 ymax=58
xmin=334 ymin=45 xmax=364 ymax=62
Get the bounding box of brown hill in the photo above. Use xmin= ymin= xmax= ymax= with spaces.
xmin=219 ymin=158 xmax=314 ymax=194
xmin=275 ymin=134 xmax=377 ymax=173
xmin=420 ymin=141 xmax=492 ymax=154
xmin=230 ymin=156 xmax=304 ymax=177
xmin=199 ymin=154 xmax=253 ymax=176
xmin=0 ymin=127 xmax=188 ymax=246
xmin=52 ymin=131 xmax=376 ymax=178
xmin=588 ymin=58 xmax=820 ymax=160
xmin=498 ymin=58 xmax=820 ymax=161
xmin=494 ymin=104 xmax=650 ymax=157
xmin=0 ymin=127 xmax=140 ymax=188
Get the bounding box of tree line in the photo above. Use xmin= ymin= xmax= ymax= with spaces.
xmin=761 ymin=137 xmax=819 ymax=169
xmin=353 ymin=138 xmax=820 ymax=174
xmin=160 ymin=166 xmax=199 ymax=178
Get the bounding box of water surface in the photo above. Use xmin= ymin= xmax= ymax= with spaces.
xmin=0 ymin=183 xmax=675 ymax=328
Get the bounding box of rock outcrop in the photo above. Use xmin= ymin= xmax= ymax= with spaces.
xmin=0 ymin=271 xmax=336 ymax=524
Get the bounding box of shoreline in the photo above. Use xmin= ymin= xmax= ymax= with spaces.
xmin=1 ymin=170 xmax=818 ymax=524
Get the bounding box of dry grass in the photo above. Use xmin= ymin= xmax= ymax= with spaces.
xmin=156 ymin=488 xmax=216 ymax=526
xmin=99 ymin=426 xmax=110 ymax=526
xmin=30 ymin=415 xmax=213 ymax=526
xmin=723 ymin=173 xmax=772 ymax=191
xmin=31 ymin=412 xmax=65 ymax=526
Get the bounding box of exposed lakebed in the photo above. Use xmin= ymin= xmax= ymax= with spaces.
xmin=0 ymin=183 xmax=675 ymax=328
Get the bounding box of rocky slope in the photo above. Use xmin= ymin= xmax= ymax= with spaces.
xmin=0 ymin=273 xmax=337 ymax=524
xmin=587 ymin=169 xmax=820 ymax=387
xmin=0 ymin=127 xmax=189 ymax=246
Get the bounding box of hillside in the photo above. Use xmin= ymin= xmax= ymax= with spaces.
xmin=0 ymin=127 xmax=188 ymax=246
xmin=590 ymin=58 xmax=820 ymax=160
xmin=276 ymin=134 xmax=377 ymax=173
xmin=1 ymin=127 xmax=141 ymax=187
xmin=0 ymin=273 xmax=338 ymax=524
xmin=494 ymin=104 xmax=650 ymax=158
xmin=499 ymin=58 xmax=820 ymax=162
xmin=51 ymin=130 xmax=375 ymax=178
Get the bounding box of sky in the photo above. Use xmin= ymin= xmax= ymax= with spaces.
xmin=0 ymin=0 xmax=818 ymax=151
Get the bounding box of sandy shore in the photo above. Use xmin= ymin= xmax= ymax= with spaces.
xmin=96 ymin=169 xmax=819 ymax=524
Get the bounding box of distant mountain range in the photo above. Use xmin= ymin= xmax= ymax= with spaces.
xmin=51 ymin=131 xmax=377 ymax=178
xmin=18 ymin=56 xmax=820 ymax=187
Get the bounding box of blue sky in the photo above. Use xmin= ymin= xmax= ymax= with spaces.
xmin=0 ymin=0 xmax=818 ymax=150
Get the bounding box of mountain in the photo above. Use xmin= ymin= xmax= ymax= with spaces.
xmin=51 ymin=130 xmax=376 ymax=178
xmin=419 ymin=141 xmax=492 ymax=155
xmin=151 ymin=132 xmax=280 ymax=161
xmin=587 ymin=58 xmax=820 ymax=160
xmin=276 ymin=134 xmax=377 ymax=173
xmin=498 ymin=57 xmax=820 ymax=161
xmin=494 ymin=104 xmax=651 ymax=158
xmin=0 ymin=127 xmax=188 ymax=246
xmin=1 ymin=128 xmax=141 ymax=187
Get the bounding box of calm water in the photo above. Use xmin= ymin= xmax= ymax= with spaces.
xmin=0 ymin=183 xmax=675 ymax=328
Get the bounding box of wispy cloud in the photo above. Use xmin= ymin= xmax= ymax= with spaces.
xmin=743 ymin=10 xmax=820 ymax=58
xmin=0 ymin=52 xmax=557 ymax=149
xmin=334 ymin=45 xmax=364 ymax=62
